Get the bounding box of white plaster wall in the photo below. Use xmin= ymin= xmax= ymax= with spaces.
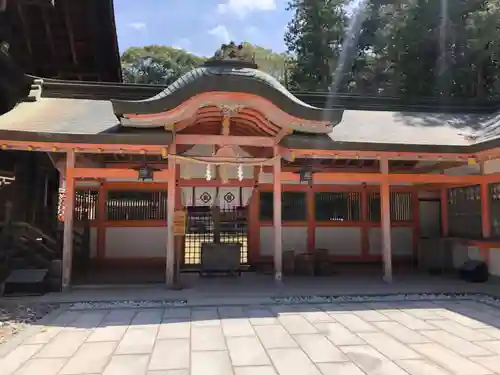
xmin=369 ymin=227 xmax=413 ymax=255
xmin=484 ymin=159 xmax=500 ymax=174
xmin=89 ymin=228 xmax=97 ymax=258
xmin=105 ymin=227 xmax=167 ymax=258
xmin=315 ymin=227 xmax=361 ymax=255
xmin=180 ymin=163 xmax=215 ymax=179
xmin=467 ymin=246 xmax=484 ymax=262
xmin=490 ymin=248 xmax=500 ymax=277
xmin=451 ymin=242 xmax=469 ymax=268
xmin=258 ymin=172 xmax=273 ymax=184
xmin=221 ymin=165 xmax=254 ymax=180
xmin=444 ymin=164 xmax=479 ymax=176
xmin=450 ymin=242 xmax=493 ymax=270
xmin=184 ymin=144 xmax=215 ymax=156
xmin=259 ymin=227 xmax=307 ymax=255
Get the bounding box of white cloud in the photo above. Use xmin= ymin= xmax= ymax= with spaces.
xmin=217 ymin=0 xmax=276 ymax=17
xmin=172 ymin=38 xmax=192 ymax=51
xmin=128 ymin=22 xmax=147 ymax=31
xmin=244 ymin=26 xmax=259 ymax=37
xmin=208 ymin=25 xmax=231 ymax=43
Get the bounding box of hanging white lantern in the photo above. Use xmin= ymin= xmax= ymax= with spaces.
xmin=205 ymin=164 xmax=212 ymax=181
xmin=237 ymin=164 xmax=243 ymax=181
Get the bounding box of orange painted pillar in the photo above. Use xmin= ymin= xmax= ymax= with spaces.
xmin=440 ymin=187 xmax=449 ymax=237
xmin=380 ymin=158 xmax=392 ymax=282
xmin=481 ymin=182 xmax=491 ymax=239
xmin=62 ymin=150 xmax=76 ymax=290
xmin=166 ymin=145 xmax=177 ymax=286
xmin=360 ymin=183 xmax=369 ymax=257
xmin=96 ymin=181 xmax=106 ymax=261
xmin=273 ymin=149 xmax=283 ymax=281
xmin=307 ymin=186 xmax=315 ymax=252
xmin=480 ymin=174 xmax=491 ymax=264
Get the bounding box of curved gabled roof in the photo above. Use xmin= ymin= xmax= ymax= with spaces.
xmin=111 ymin=65 xmax=343 ymax=126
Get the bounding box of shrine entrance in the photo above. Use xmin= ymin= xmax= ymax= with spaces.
xmin=181 ymin=185 xmax=252 ymax=270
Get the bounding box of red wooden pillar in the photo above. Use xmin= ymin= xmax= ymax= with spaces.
xmin=440 ymin=187 xmax=449 ymax=237
xmin=166 ymin=144 xmax=176 ymax=286
xmin=380 ymin=158 xmax=392 ymax=282
xmin=273 ymin=149 xmax=282 ymax=281
xmin=62 ymin=150 xmax=75 ymax=290
xmin=307 ymin=186 xmax=315 ymax=252
xmin=480 ymin=165 xmax=491 ymax=264
xmin=412 ymin=189 xmax=420 ymax=259
xmin=96 ymin=181 xmax=106 ymax=261
xmin=360 ymin=183 xmax=369 ymax=257
xmin=481 ymin=186 xmax=491 ymax=239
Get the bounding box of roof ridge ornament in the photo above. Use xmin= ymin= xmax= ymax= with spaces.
xmin=202 ymin=41 xmax=258 ymax=69
xmin=24 ymin=78 xmax=43 ymax=102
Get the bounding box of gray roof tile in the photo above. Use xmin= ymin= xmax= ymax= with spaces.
xmin=0 ymin=98 xmax=118 ymax=134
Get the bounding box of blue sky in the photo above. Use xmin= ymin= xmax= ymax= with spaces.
xmin=114 ymin=0 xmax=292 ymax=57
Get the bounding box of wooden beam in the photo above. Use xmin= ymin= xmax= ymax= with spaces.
xmin=61 ymin=0 xmax=78 ymax=74
xmin=175 ymin=134 xmax=274 ymax=147
xmin=41 ymin=5 xmax=57 ymax=70
xmin=0 ymin=140 xmax=170 ymax=154
xmin=62 ymin=150 xmax=75 ymax=290
xmin=279 ymin=172 xmax=486 ymax=184
xmin=72 ymin=168 xmax=169 ymax=180
xmin=16 ymin=3 xmax=33 ymax=66
xmin=287 ymin=147 xmax=476 ymax=162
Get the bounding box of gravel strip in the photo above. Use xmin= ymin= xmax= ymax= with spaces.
xmin=64 ymin=292 xmax=500 ymax=311
xmin=0 ymin=303 xmax=59 ymax=344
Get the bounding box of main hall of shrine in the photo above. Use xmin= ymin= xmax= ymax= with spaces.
xmin=1 ymin=42 xmax=500 ymax=288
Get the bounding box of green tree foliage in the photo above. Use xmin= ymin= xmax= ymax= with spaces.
xmin=285 ymin=0 xmax=347 ymax=91
xmin=121 ymin=45 xmax=205 ymax=85
xmin=121 ymin=43 xmax=289 ymax=85
xmin=241 ymin=42 xmax=289 ymax=83
xmin=285 ymin=0 xmax=500 ymax=99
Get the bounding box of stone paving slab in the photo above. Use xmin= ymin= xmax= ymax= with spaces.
xmin=2 ymin=297 xmax=500 ymax=374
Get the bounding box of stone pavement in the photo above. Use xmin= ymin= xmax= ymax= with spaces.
xmin=2 ymin=299 xmax=500 ymax=375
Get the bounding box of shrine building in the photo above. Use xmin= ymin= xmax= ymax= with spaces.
xmin=1 ymin=43 xmax=500 ymax=289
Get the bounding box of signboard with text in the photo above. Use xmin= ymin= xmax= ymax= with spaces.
xmin=173 ymin=211 xmax=186 ymax=236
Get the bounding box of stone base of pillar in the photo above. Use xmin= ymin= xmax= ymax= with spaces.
xmin=61 ymin=285 xmax=71 ymax=293
xmin=383 ymin=274 xmax=393 ymax=283
xmin=274 ymin=271 xmax=282 ymax=282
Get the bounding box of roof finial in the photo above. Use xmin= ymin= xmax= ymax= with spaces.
xmin=204 ymin=41 xmax=258 ymax=69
